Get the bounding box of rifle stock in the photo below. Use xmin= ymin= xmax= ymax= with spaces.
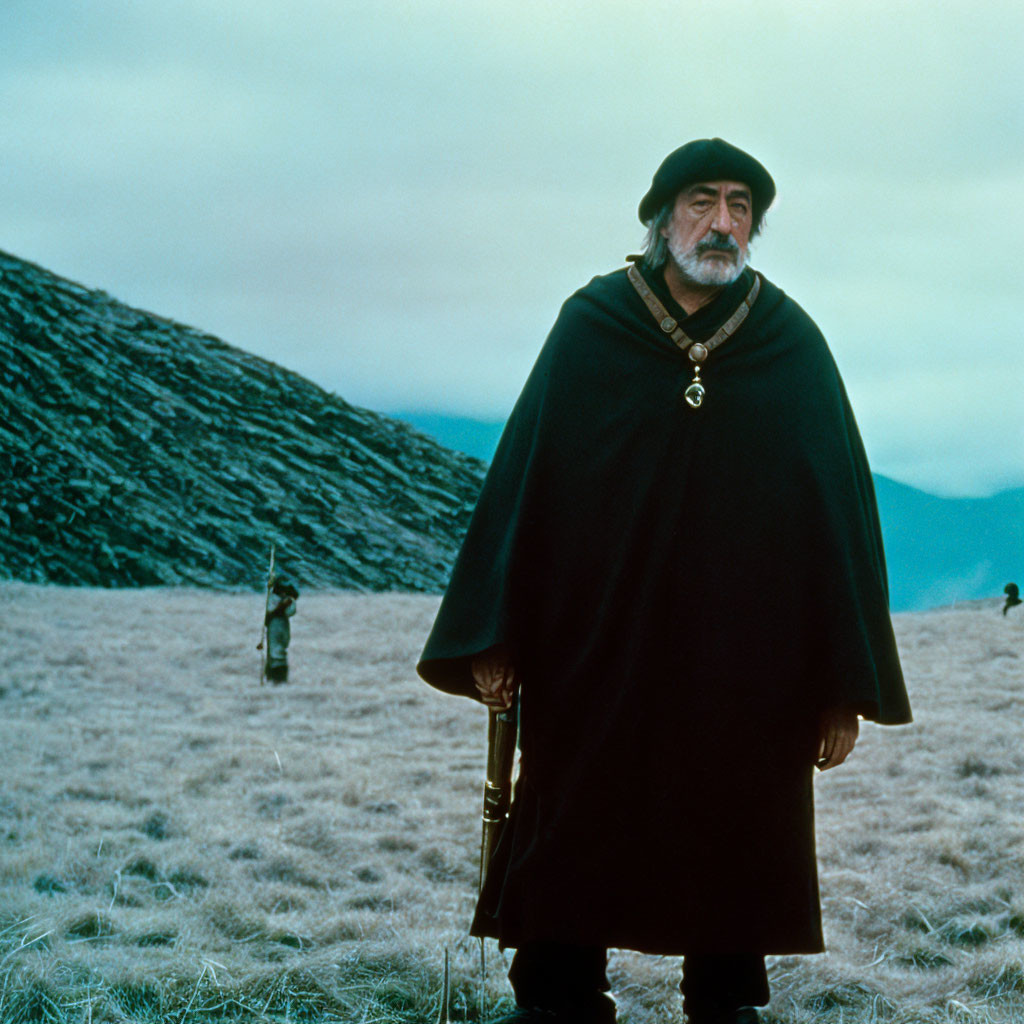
xmin=479 ymin=703 xmax=518 ymax=892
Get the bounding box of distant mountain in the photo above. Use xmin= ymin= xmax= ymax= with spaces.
xmin=1 ymin=251 xmax=486 ymax=590
xmin=873 ymin=477 xmax=1023 ymax=612
xmin=395 ymin=413 xmax=1023 ymax=613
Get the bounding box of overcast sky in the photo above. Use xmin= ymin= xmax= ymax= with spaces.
xmin=3 ymin=0 xmax=1022 ymax=496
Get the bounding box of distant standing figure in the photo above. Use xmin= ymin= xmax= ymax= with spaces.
xmin=265 ymin=581 xmax=299 ymax=683
xmin=1004 ymin=583 xmax=1022 ymax=617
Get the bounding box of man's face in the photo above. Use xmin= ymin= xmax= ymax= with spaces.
xmin=661 ymin=180 xmax=753 ymax=287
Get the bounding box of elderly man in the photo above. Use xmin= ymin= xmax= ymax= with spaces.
xmin=418 ymin=138 xmax=911 ymax=1024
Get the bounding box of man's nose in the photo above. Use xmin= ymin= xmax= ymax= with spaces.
xmin=710 ymin=195 xmax=732 ymax=234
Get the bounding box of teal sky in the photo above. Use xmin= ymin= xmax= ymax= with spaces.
xmin=3 ymin=0 xmax=1022 ymax=496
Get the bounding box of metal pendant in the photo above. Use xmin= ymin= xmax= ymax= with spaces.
xmin=684 ymin=359 xmax=705 ymax=409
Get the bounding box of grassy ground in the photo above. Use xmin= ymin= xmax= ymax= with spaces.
xmin=0 ymin=583 xmax=1022 ymax=1022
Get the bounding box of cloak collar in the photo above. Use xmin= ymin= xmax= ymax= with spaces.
xmin=639 ymin=260 xmax=758 ymax=344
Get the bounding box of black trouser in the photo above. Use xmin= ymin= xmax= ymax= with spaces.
xmin=509 ymin=943 xmax=768 ymax=1019
xmin=678 ymin=953 xmax=770 ymax=1017
xmin=509 ymin=943 xmax=615 ymax=1022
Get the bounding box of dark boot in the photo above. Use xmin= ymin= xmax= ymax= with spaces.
xmin=681 ymin=954 xmax=768 ymax=1024
xmin=492 ymin=1007 xmax=616 ymax=1024
xmin=508 ymin=943 xmax=616 ymax=1023
xmin=490 ymin=1010 xmax=560 ymax=1024
xmin=490 ymin=1003 xmax=615 ymax=1024
xmin=686 ymin=1007 xmax=760 ymax=1024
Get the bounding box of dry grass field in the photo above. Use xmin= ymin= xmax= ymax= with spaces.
xmin=1 ymin=583 xmax=1023 ymax=1023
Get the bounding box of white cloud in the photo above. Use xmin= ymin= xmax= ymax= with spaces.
xmin=1 ymin=0 xmax=1021 ymax=494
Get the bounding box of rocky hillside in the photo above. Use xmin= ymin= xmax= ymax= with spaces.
xmin=0 ymin=250 xmax=486 ymax=590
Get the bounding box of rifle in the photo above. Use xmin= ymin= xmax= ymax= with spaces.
xmin=435 ymin=700 xmax=519 ymax=1024
xmin=478 ymin=701 xmax=520 ymax=1020
xmin=480 ymin=705 xmax=519 ymax=892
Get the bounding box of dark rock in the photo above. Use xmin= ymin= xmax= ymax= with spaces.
xmin=0 ymin=250 xmax=485 ymax=590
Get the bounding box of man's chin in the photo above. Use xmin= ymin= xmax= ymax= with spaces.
xmin=667 ymin=239 xmax=748 ymax=288
xmin=681 ymin=260 xmax=745 ymax=287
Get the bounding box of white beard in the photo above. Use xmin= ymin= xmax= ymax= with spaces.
xmin=668 ymin=232 xmax=748 ymax=287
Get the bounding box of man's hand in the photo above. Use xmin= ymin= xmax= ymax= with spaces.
xmin=816 ymin=707 xmax=859 ymax=771
xmin=471 ymin=645 xmax=516 ymax=710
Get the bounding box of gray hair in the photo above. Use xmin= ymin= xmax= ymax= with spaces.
xmin=640 ymin=195 xmax=767 ymax=270
xmin=640 ymin=202 xmax=674 ymax=270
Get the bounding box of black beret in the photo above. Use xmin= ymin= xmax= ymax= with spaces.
xmin=638 ymin=138 xmax=776 ymax=224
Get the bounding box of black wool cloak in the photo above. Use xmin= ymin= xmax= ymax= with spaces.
xmin=418 ymin=264 xmax=911 ymax=956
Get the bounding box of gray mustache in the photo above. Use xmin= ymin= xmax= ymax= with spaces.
xmin=696 ymin=231 xmax=740 ymax=255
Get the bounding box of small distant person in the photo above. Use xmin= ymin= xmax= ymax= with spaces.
xmin=1004 ymin=583 xmax=1022 ymax=617
xmin=264 ymin=580 xmax=299 ymax=683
